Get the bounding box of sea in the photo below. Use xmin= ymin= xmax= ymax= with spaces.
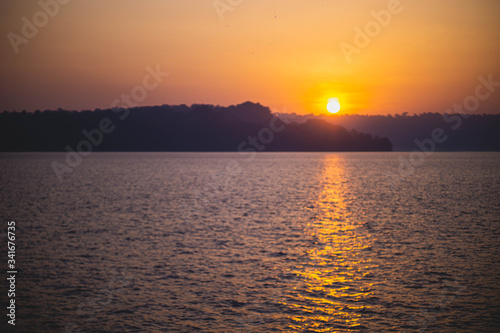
xmin=0 ymin=152 xmax=499 ymax=332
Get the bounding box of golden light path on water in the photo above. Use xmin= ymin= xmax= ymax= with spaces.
xmin=282 ymin=155 xmax=378 ymax=332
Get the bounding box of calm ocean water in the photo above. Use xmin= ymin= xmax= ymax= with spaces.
xmin=0 ymin=152 xmax=499 ymax=332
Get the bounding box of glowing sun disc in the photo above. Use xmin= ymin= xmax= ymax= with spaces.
xmin=327 ymin=98 xmax=341 ymax=114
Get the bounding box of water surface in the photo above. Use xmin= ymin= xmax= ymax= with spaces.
xmin=0 ymin=152 xmax=499 ymax=332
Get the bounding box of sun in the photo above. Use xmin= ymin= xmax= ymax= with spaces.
xmin=327 ymin=98 xmax=341 ymax=114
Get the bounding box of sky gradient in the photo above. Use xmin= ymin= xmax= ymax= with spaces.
xmin=1 ymin=0 xmax=499 ymax=115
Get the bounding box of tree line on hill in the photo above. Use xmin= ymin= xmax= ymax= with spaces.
xmin=0 ymin=102 xmax=392 ymax=152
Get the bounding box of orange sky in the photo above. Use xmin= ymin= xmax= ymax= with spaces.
xmin=1 ymin=0 xmax=499 ymax=115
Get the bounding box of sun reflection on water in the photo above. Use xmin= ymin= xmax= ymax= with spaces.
xmin=282 ymin=155 xmax=377 ymax=332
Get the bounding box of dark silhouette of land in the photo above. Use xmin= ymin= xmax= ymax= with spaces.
xmin=0 ymin=102 xmax=392 ymax=152
xmin=278 ymin=112 xmax=500 ymax=151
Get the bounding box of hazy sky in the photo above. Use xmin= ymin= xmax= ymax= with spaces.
xmin=1 ymin=0 xmax=499 ymax=115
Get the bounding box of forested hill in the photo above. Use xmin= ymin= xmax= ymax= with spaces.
xmin=0 ymin=102 xmax=392 ymax=152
